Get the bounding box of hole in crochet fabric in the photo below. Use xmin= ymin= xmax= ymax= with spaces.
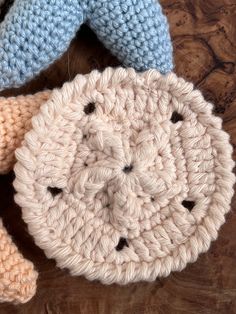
xmin=116 ymin=238 xmax=129 ymax=251
xmin=84 ymin=102 xmax=96 ymax=115
xmin=123 ymin=165 xmax=133 ymax=173
xmin=84 ymin=162 xmax=88 ymax=167
xmin=151 ymin=197 xmax=155 ymax=202
xmin=47 ymin=187 xmax=63 ymax=197
xmin=171 ymin=111 xmax=183 ymax=123
xmin=182 ymin=200 xmax=195 ymax=211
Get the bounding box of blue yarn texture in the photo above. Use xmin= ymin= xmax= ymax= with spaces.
xmin=0 ymin=0 xmax=173 ymax=90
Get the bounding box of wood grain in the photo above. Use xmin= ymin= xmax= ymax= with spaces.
xmin=0 ymin=1 xmax=235 ymax=313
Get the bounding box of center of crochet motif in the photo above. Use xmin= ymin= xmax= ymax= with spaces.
xmin=50 ymin=105 xmax=183 ymax=242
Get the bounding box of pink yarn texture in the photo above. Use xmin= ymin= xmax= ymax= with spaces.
xmin=0 ymin=220 xmax=37 ymax=303
xmin=0 ymin=91 xmax=50 ymax=174
xmin=14 ymin=68 xmax=235 ymax=284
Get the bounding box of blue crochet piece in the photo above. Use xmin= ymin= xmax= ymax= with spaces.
xmin=0 ymin=0 xmax=173 ymax=90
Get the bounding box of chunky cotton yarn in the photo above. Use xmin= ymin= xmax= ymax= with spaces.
xmin=0 ymin=91 xmax=51 ymax=174
xmin=0 ymin=219 xmax=37 ymax=303
xmin=14 ymin=68 xmax=235 ymax=284
xmin=0 ymin=0 xmax=173 ymax=91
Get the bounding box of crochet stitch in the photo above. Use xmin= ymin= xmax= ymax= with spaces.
xmin=13 ymin=68 xmax=235 ymax=284
xmin=0 ymin=219 xmax=37 ymax=303
xmin=0 ymin=0 xmax=173 ymax=91
xmin=0 ymin=91 xmax=51 ymax=174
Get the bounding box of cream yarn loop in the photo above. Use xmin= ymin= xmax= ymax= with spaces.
xmin=14 ymin=68 xmax=235 ymax=284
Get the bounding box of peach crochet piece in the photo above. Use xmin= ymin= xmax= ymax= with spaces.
xmin=0 ymin=219 xmax=37 ymax=303
xmin=14 ymin=68 xmax=235 ymax=284
xmin=0 ymin=91 xmax=51 ymax=174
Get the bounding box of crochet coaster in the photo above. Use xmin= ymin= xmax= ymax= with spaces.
xmin=0 ymin=0 xmax=173 ymax=90
xmin=0 ymin=219 xmax=37 ymax=303
xmin=0 ymin=91 xmax=51 ymax=174
xmin=14 ymin=68 xmax=235 ymax=284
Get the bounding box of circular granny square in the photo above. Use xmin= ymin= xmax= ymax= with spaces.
xmin=14 ymin=68 xmax=235 ymax=284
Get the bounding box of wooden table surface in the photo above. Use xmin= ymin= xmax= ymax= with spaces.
xmin=0 ymin=1 xmax=236 ymax=313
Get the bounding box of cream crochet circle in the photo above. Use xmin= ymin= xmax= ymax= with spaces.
xmin=14 ymin=68 xmax=235 ymax=284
